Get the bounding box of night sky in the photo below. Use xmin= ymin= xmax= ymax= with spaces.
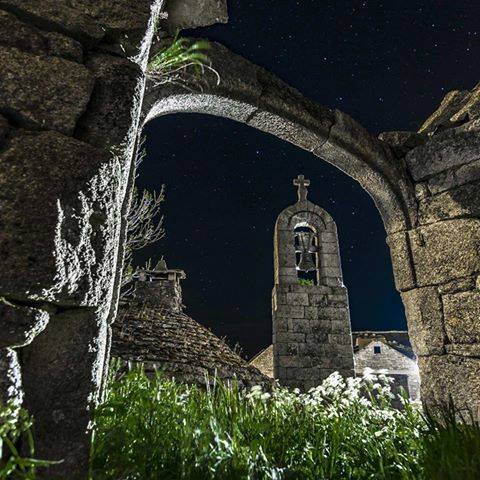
xmin=138 ymin=1 xmax=480 ymax=358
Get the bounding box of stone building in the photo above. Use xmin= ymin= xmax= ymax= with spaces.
xmin=272 ymin=175 xmax=354 ymax=390
xmin=353 ymin=331 xmax=420 ymax=402
xmin=111 ymin=261 xmax=268 ymax=388
xmin=251 ymin=330 xmax=421 ymax=403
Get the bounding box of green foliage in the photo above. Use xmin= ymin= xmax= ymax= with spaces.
xmin=91 ymin=368 xmax=431 ymax=479
xmin=0 ymin=403 xmax=53 ymax=479
xmin=298 ymin=278 xmax=314 ymax=286
xmin=148 ymin=35 xmax=211 ymax=76
xmin=420 ymin=404 xmax=480 ymax=480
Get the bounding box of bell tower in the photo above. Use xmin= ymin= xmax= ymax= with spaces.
xmin=272 ymin=175 xmax=354 ymax=390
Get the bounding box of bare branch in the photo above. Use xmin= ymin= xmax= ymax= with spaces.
xmin=126 ymin=187 xmax=165 ymax=253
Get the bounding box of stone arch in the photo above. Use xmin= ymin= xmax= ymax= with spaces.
xmin=142 ymin=42 xmax=417 ymax=236
xmin=141 ymin=42 xmax=480 ymax=418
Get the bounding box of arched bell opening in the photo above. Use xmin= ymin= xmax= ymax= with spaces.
xmin=294 ymin=224 xmax=319 ymax=286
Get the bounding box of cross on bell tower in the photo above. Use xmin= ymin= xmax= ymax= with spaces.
xmin=293 ymin=174 xmax=310 ymax=202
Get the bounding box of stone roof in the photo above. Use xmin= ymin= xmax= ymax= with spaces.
xmin=111 ymin=267 xmax=268 ymax=388
xmin=249 ymin=345 xmax=274 ymax=379
xmin=352 ymin=331 xmax=416 ymax=360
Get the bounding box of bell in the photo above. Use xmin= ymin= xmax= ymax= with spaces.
xmin=297 ymin=253 xmax=316 ymax=272
xmin=295 ymin=231 xmax=317 ymax=272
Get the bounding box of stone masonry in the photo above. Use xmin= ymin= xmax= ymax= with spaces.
xmin=380 ymin=83 xmax=480 ymax=416
xmin=352 ymin=331 xmax=421 ymax=405
xmin=0 ymin=0 xmax=478 ymax=476
xmin=272 ymin=175 xmax=354 ymax=390
xmin=112 ymin=262 xmax=268 ymax=387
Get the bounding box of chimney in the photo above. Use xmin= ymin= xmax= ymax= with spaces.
xmin=133 ymin=260 xmax=186 ymax=314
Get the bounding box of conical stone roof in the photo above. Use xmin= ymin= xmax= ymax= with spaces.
xmin=111 ymin=266 xmax=268 ymax=388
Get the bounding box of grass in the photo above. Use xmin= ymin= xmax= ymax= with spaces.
xmin=0 ymin=403 xmax=53 ymax=479
xmin=148 ymin=35 xmax=211 ymax=77
xmin=90 ymin=366 xmax=480 ymax=480
xmin=421 ymin=405 xmax=480 ymax=480
xmin=4 ymin=368 xmax=480 ymax=479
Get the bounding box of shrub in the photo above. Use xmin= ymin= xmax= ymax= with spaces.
xmin=148 ymin=36 xmax=212 ymax=78
xmin=298 ymin=278 xmax=314 ymax=286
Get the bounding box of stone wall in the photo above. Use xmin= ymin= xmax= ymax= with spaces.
xmin=0 ymin=1 xmax=161 ymax=477
xmin=381 ymin=83 xmax=480 ymax=414
xmin=354 ymin=340 xmax=421 ymax=402
xmin=272 ymin=198 xmax=354 ymax=390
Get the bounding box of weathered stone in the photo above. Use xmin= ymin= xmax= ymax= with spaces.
xmin=408 ymin=219 xmax=480 ymax=286
xmin=406 ymin=129 xmax=480 ymax=181
xmin=0 ymin=0 xmax=153 ymax=48
xmin=163 ymin=0 xmax=227 ymax=32
xmin=414 ymin=182 xmax=430 ymax=202
xmin=453 ymin=158 xmax=480 ymax=188
xmin=0 ymin=113 xmax=8 ymax=142
xmin=22 ymin=308 xmax=107 ymax=479
xmin=0 ymin=9 xmax=45 ymax=53
xmin=0 ymin=348 xmax=22 ymax=406
xmin=41 ymin=31 xmax=83 ymax=63
xmin=401 ymin=287 xmax=446 ymax=356
xmin=0 ymin=130 xmax=120 ymax=305
xmin=285 ymin=292 xmax=309 ymax=306
xmin=272 ymin=182 xmax=354 ymax=390
xmin=419 ymin=89 xmax=471 ymax=134
xmin=438 ymin=276 xmax=476 ymax=294
xmin=446 ymin=343 xmax=480 ymax=357
xmin=314 ymin=109 xmax=416 ymax=233
xmin=145 ymin=39 xmax=416 ymax=233
xmin=309 ymin=293 xmax=328 ymax=307
xmin=427 ymin=153 xmax=480 ymax=196
xmin=378 ymin=130 xmax=426 ymax=157
xmin=451 ymin=84 xmax=480 ymax=124
xmin=0 ymin=301 xmax=50 ymax=348
xmin=443 ymin=291 xmax=480 ymax=344
xmin=75 ymin=53 xmax=140 ymax=148
xmin=0 ymin=46 xmax=93 ymax=134
xmin=418 ymin=355 xmax=480 ymax=416
xmin=418 ymin=181 xmax=480 ymax=224
xmin=274 ymin=305 xmax=304 ymax=318
xmin=430 ymin=83 xmax=480 ymax=127
xmin=386 ymin=231 xmax=416 ymax=291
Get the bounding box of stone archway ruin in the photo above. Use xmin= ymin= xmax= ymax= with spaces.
xmin=142 ymin=40 xmax=480 ymax=415
xmin=0 ymin=1 xmax=478 ymax=477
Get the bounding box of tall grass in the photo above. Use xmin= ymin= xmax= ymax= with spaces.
xmin=91 ymin=368 xmax=428 ymax=479
xmin=420 ymin=405 xmax=480 ymax=480
xmin=4 ymin=368 xmax=479 ymax=479
xmin=148 ymin=35 xmax=212 ymax=77
xmin=0 ymin=403 xmax=52 ymax=479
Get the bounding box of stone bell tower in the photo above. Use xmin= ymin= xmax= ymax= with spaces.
xmin=272 ymin=175 xmax=354 ymax=390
